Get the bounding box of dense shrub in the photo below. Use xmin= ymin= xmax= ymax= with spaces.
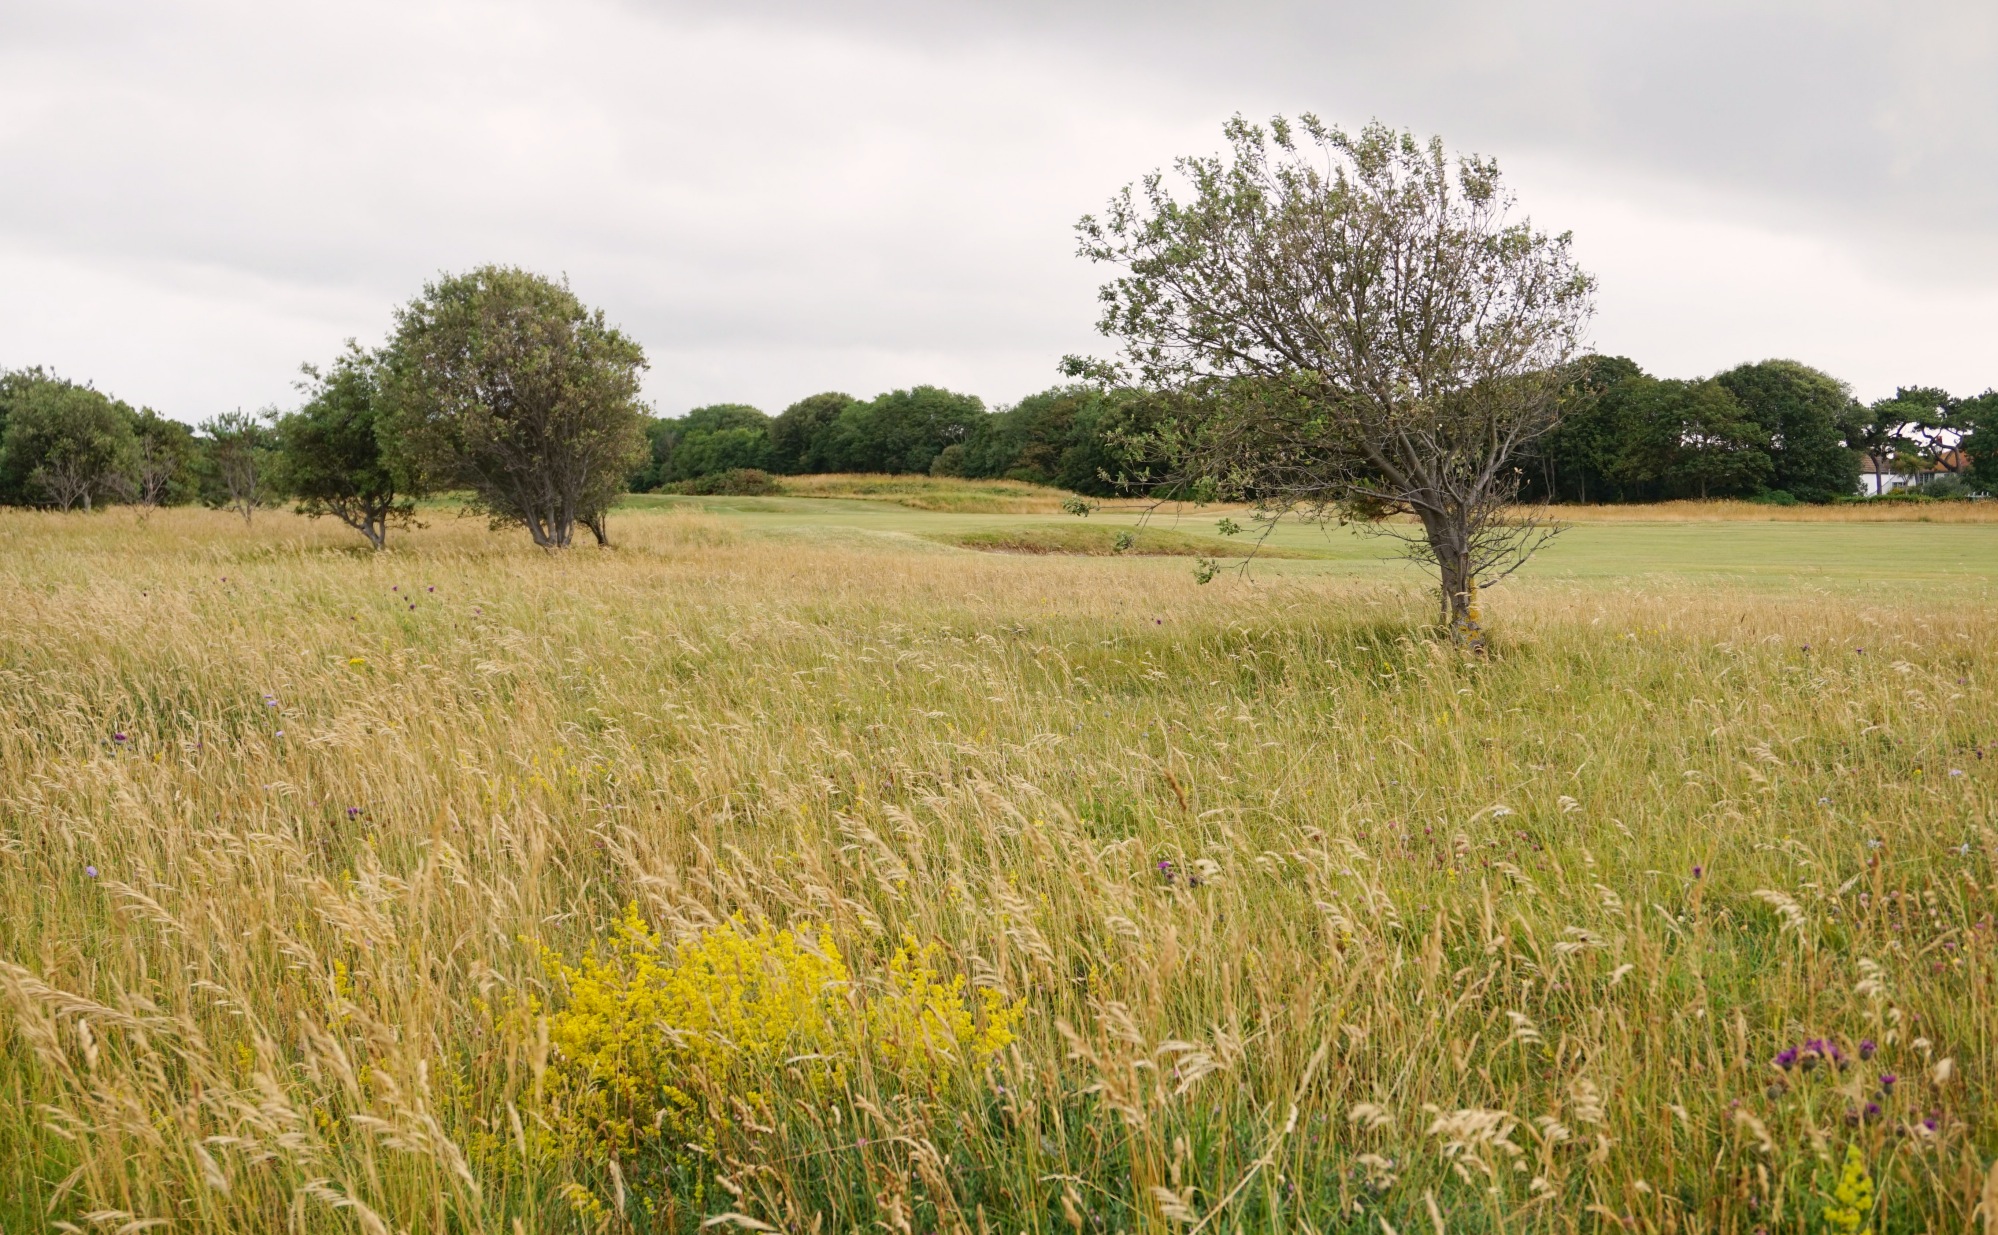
xmin=660 ymin=467 xmax=782 ymax=496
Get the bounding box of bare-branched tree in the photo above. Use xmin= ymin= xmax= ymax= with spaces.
xmin=1077 ymin=117 xmax=1595 ymax=648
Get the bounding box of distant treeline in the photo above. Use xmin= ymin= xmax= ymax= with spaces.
xmin=1528 ymin=357 xmax=1997 ymax=504
xmin=0 ymin=367 xmax=269 ymax=512
xmin=636 ymin=359 xmax=1998 ymax=503
xmin=630 ymin=384 xmax=1158 ymax=497
xmin=4 ymin=355 xmax=1994 ymax=513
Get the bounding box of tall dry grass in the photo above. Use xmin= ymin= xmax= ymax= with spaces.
xmin=1 ymin=506 xmax=1994 ymax=1233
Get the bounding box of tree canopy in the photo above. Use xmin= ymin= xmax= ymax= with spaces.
xmin=1078 ymin=115 xmax=1595 ymax=646
xmin=381 ymin=266 xmax=649 ymax=548
xmin=272 ymin=344 xmax=416 ymax=548
xmin=0 ymin=371 xmax=138 ymax=510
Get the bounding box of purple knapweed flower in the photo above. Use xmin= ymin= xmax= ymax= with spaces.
xmin=1774 ymin=1047 xmax=1799 ymax=1070
xmin=1859 ymin=1039 xmax=1877 ymax=1060
xmin=1864 ymin=1102 xmax=1881 ymax=1119
xmin=346 ymin=806 xmax=361 ymax=819
xmin=1880 ymin=1073 xmax=1897 ymax=1090
xmin=1693 ymin=865 xmax=1704 ymax=879
xmin=84 ymin=865 xmax=98 ymax=878
xmin=112 ymin=732 xmax=127 ymax=743
xmin=1922 ymin=1117 xmax=1939 ymax=1132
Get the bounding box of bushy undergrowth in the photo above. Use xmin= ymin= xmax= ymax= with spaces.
xmin=0 ymin=507 xmax=1994 ymax=1233
xmin=659 ymin=468 xmax=782 ymax=496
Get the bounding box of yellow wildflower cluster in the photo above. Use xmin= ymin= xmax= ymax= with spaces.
xmin=1824 ymin=1144 xmax=1875 ymax=1235
xmin=540 ymin=908 xmax=1019 ymax=1187
xmin=869 ymin=937 xmax=1020 ymax=1081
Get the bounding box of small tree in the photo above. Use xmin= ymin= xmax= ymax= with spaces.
xmin=198 ymin=411 xmax=275 ymax=522
xmin=273 ymin=344 xmax=417 ymax=548
xmin=116 ymin=409 xmax=197 ymax=509
xmin=1077 ymin=117 xmax=1594 ymax=647
xmin=0 ymin=375 xmax=136 ymax=511
xmin=381 ymin=266 xmax=648 ymax=549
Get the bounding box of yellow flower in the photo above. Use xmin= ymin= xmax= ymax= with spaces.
xmin=1823 ymin=1144 xmax=1874 ymax=1234
xmin=537 ymin=909 xmax=1022 ymax=1190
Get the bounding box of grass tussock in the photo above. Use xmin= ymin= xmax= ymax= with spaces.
xmin=1 ymin=505 xmax=1995 ymax=1233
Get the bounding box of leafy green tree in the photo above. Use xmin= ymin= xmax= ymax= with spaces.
xmin=1528 ymin=356 xmax=1646 ymax=503
xmin=0 ymin=371 xmax=137 ymax=510
xmin=826 ymin=386 xmax=984 ymax=474
xmin=1960 ymin=389 xmax=1998 ymax=493
xmin=1078 ymin=116 xmax=1594 ymax=646
xmin=195 ymin=411 xmax=277 ymax=521
xmin=1712 ymin=360 xmax=1861 ymax=502
xmin=768 ymin=392 xmax=854 ymax=475
xmin=381 ymin=266 xmax=649 ymax=548
xmin=946 ymin=385 xmax=1151 ymax=496
xmin=1856 ymin=386 xmax=1962 ymax=484
xmin=1658 ymin=379 xmax=1773 ymax=499
xmin=666 ymin=405 xmax=772 ymax=482
xmin=119 ymin=409 xmax=198 ymax=508
xmin=272 ymin=344 xmax=417 ymax=548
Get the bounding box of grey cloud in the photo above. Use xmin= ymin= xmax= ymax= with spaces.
xmin=688 ymin=0 xmax=1998 ymax=275
xmin=0 ymin=0 xmax=1992 ymax=421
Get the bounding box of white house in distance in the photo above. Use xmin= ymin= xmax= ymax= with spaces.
xmin=1858 ymin=449 xmax=1970 ymax=496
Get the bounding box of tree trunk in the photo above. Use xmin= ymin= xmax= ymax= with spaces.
xmin=1433 ymin=538 xmax=1486 ymax=653
xmin=583 ymin=513 xmax=608 ymax=546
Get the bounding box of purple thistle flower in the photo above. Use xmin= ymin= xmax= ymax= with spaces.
xmin=1692 ymin=865 xmax=1703 ymax=879
xmin=346 ymin=806 xmax=362 ymax=819
xmin=1923 ymin=1117 xmax=1939 ymax=1132
xmin=112 ymin=732 xmax=127 ymax=743
xmin=1774 ymin=1047 xmax=1798 ymax=1070
xmin=1880 ymin=1073 xmax=1897 ymax=1090
xmin=1859 ymin=1038 xmax=1877 ymax=1059
xmin=1864 ymin=1102 xmax=1881 ymax=1119
xmin=84 ymin=865 xmax=98 ymax=878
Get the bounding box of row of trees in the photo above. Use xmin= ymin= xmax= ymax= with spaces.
xmin=1 ymin=266 xmax=650 ymax=549
xmin=629 ymin=384 xmax=1162 ymax=496
xmin=0 ymin=369 xmax=275 ymax=515
xmin=1533 ymin=358 xmax=1998 ymax=503
xmin=629 ymin=359 xmax=1998 ymax=505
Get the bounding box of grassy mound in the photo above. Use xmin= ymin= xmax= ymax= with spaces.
xmin=932 ymin=523 xmax=1316 ymax=557
xmin=780 ymin=473 xmax=1085 ymax=513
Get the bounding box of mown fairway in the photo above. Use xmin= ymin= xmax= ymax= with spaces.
xmin=3 ymin=499 xmax=1996 ymax=1233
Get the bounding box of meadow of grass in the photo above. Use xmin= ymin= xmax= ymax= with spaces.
xmin=2 ymin=503 xmax=1995 ymax=1234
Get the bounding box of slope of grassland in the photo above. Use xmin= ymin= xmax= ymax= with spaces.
xmin=1 ymin=505 xmax=1995 ymax=1233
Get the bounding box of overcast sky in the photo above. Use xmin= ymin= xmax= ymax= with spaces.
xmin=2 ymin=0 xmax=1993 ymax=422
